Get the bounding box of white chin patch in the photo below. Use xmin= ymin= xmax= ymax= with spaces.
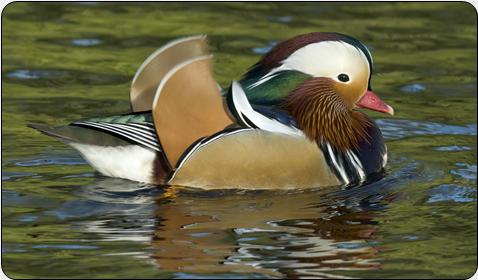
xmin=69 ymin=143 xmax=156 ymax=184
xmin=281 ymin=41 xmax=370 ymax=82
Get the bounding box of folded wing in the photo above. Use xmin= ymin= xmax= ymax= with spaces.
xmin=152 ymin=55 xmax=234 ymax=167
xmin=130 ymin=35 xmax=209 ymax=112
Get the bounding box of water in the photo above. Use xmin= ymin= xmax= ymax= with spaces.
xmin=1 ymin=2 xmax=476 ymax=278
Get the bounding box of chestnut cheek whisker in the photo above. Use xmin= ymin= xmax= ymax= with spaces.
xmin=282 ymin=78 xmax=370 ymax=151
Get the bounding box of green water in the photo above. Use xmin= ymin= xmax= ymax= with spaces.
xmin=1 ymin=2 xmax=477 ymax=278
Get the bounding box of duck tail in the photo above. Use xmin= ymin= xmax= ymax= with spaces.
xmin=27 ymin=123 xmax=76 ymax=143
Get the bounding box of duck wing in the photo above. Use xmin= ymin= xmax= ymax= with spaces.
xmin=152 ymin=55 xmax=234 ymax=167
xmin=70 ymin=113 xmax=161 ymax=152
xmin=29 ymin=112 xmax=160 ymax=151
xmin=130 ymin=35 xmax=209 ymax=112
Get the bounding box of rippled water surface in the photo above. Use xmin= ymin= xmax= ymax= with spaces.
xmin=2 ymin=2 xmax=477 ymax=278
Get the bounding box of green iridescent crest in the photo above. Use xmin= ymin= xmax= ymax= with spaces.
xmin=240 ymin=70 xmax=311 ymax=106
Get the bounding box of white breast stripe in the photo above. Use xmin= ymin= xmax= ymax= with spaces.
xmin=73 ymin=121 xmax=161 ymax=152
xmin=231 ymin=81 xmax=303 ymax=136
xmin=347 ymin=150 xmax=366 ymax=183
xmin=327 ymin=143 xmax=350 ymax=185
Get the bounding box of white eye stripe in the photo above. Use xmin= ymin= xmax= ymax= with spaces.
xmin=281 ymin=41 xmax=370 ymax=81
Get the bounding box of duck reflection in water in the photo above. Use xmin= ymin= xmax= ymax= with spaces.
xmin=148 ymin=181 xmax=396 ymax=277
xmin=69 ymin=175 xmax=398 ymax=278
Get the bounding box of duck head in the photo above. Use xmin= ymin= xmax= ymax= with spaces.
xmin=240 ymin=32 xmax=394 ymax=151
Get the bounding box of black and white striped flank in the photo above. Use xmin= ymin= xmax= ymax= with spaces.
xmin=72 ymin=121 xmax=161 ymax=152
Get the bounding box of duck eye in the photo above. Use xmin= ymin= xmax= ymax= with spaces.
xmin=338 ymin=73 xmax=350 ymax=82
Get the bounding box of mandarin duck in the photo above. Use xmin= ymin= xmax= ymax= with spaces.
xmin=29 ymin=32 xmax=394 ymax=189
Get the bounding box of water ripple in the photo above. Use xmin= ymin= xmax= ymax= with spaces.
xmin=377 ymin=119 xmax=477 ymax=139
xmin=71 ymin=38 xmax=102 ymax=47
xmin=400 ymin=83 xmax=426 ymax=93
xmin=2 ymin=171 xmax=36 ymax=181
xmin=32 ymin=244 xmax=98 ymax=250
xmin=71 ymin=178 xmax=162 ymax=204
xmin=252 ymin=41 xmax=277 ymax=55
xmin=434 ymin=146 xmax=472 ymax=152
xmin=427 ymin=184 xmax=476 ymax=203
xmin=73 ymin=219 xmax=155 ymax=242
xmin=4 ymin=68 xmax=130 ymax=87
xmin=267 ymin=16 xmax=294 ymax=23
xmin=14 ymin=156 xmax=85 ymax=167
xmin=7 ymin=69 xmax=67 ymax=80
xmin=451 ymin=163 xmax=477 ymax=181
xmin=2 ymin=189 xmax=58 ymax=209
